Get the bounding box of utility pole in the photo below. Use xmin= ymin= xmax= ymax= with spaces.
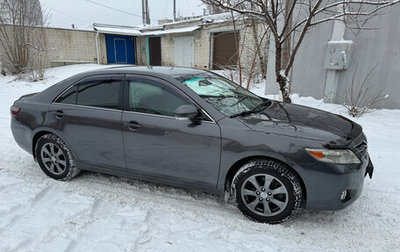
xmin=142 ymin=0 xmax=145 ymax=25
xmin=142 ymin=0 xmax=150 ymax=25
xmin=323 ymin=4 xmax=347 ymax=103
xmin=173 ymin=0 xmax=176 ymax=21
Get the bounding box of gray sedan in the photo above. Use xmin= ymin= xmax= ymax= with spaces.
xmin=10 ymin=66 xmax=373 ymax=224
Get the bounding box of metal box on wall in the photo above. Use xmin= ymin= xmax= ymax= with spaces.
xmin=324 ymin=40 xmax=354 ymax=70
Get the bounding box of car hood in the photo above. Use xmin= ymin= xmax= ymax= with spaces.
xmin=238 ymin=101 xmax=360 ymax=144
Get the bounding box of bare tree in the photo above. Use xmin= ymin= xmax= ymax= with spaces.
xmin=211 ymin=18 xmax=269 ymax=90
xmin=27 ymin=26 xmax=47 ymax=81
xmin=342 ymin=63 xmax=385 ymax=117
xmin=230 ymin=10 xmax=242 ymax=86
xmin=0 ymin=0 xmax=45 ymax=74
xmin=202 ymin=0 xmax=400 ymax=103
xmin=246 ymin=27 xmax=269 ymax=90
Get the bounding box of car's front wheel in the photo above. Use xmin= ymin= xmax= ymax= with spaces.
xmin=232 ymin=160 xmax=303 ymax=224
xmin=35 ymin=133 xmax=80 ymax=180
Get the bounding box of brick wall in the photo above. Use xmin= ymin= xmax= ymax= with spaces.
xmin=193 ymin=29 xmax=210 ymax=70
xmin=135 ymin=36 xmax=147 ymax=65
xmin=44 ymin=27 xmax=107 ymax=67
xmin=0 ymin=25 xmax=107 ymax=69
xmin=160 ymin=34 xmax=175 ymax=66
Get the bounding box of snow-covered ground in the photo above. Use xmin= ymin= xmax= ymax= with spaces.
xmin=0 ymin=65 xmax=399 ymax=251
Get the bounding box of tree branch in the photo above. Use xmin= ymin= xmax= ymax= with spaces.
xmin=284 ymin=0 xmax=324 ymax=76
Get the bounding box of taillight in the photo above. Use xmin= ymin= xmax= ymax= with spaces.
xmin=10 ymin=106 xmax=21 ymax=117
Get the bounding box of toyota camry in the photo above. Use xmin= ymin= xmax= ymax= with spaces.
xmin=10 ymin=66 xmax=373 ymax=224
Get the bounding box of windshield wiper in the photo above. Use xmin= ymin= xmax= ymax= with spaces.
xmin=229 ymin=100 xmax=271 ymax=118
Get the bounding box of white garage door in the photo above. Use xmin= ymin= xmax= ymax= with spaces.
xmin=173 ymin=36 xmax=194 ymax=67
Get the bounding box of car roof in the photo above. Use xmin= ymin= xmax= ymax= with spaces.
xmin=85 ymin=65 xmax=209 ymax=78
xmin=24 ymin=65 xmax=226 ymax=122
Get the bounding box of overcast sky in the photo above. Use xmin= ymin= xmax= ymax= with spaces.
xmin=40 ymin=0 xmax=205 ymax=29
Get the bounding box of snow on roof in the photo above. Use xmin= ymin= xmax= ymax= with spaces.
xmin=200 ymin=12 xmax=238 ymax=24
xmin=142 ymin=26 xmax=200 ymax=36
xmin=94 ymin=24 xmax=200 ymax=36
xmin=93 ymin=12 xmax=239 ymax=37
xmin=93 ymin=26 xmax=142 ymax=36
xmin=161 ymin=12 xmax=237 ymax=26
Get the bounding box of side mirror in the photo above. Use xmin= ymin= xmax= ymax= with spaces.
xmin=174 ymin=104 xmax=201 ymax=124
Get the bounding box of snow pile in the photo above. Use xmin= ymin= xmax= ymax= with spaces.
xmin=0 ymin=65 xmax=399 ymax=251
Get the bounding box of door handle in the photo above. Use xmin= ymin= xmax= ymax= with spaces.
xmin=54 ymin=110 xmax=64 ymax=119
xmin=125 ymin=121 xmax=140 ymax=131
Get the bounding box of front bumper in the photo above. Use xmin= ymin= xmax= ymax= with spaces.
xmin=303 ymin=155 xmax=373 ymax=211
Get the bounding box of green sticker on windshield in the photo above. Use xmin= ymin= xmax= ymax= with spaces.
xmin=184 ymin=78 xmax=203 ymax=83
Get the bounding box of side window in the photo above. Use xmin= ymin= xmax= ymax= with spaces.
xmin=77 ymin=80 xmax=121 ymax=109
xmin=55 ymin=86 xmax=77 ymax=104
xmin=129 ymin=80 xmax=190 ymax=116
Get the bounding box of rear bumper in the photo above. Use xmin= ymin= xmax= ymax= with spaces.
xmin=11 ymin=117 xmax=33 ymax=154
xmin=304 ymin=156 xmax=372 ymax=210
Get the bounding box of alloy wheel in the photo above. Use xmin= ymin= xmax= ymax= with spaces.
xmin=240 ymin=174 xmax=288 ymax=216
xmin=40 ymin=142 xmax=67 ymax=175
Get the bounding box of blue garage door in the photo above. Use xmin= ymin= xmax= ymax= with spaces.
xmin=105 ymin=35 xmax=135 ymax=64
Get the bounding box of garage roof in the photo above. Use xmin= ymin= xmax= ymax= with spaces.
xmin=93 ymin=24 xmax=200 ymax=36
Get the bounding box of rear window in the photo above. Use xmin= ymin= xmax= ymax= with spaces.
xmin=55 ymin=86 xmax=77 ymax=104
xmin=76 ymin=80 xmax=121 ymax=109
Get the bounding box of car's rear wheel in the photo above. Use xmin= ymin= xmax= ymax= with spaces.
xmin=232 ymin=160 xmax=303 ymax=224
xmin=35 ymin=133 xmax=80 ymax=180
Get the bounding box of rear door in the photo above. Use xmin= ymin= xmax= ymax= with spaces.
xmin=122 ymin=75 xmax=221 ymax=189
xmin=49 ymin=75 xmax=125 ymax=171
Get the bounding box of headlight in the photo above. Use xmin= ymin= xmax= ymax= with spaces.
xmin=305 ymin=148 xmax=361 ymax=164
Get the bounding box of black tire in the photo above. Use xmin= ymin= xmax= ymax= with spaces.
xmin=35 ymin=133 xmax=80 ymax=181
xmin=232 ymin=159 xmax=303 ymax=224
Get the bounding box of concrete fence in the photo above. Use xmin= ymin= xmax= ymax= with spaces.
xmin=0 ymin=25 xmax=107 ymax=69
xmin=44 ymin=27 xmax=107 ymax=67
xmin=284 ymin=5 xmax=400 ymax=109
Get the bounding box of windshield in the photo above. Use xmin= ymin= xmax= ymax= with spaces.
xmin=176 ymin=73 xmax=266 ymax=117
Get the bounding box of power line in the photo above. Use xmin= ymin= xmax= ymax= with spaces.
xmin=47 ymin=6 xmax=91 ymax=25
xmin=85 ymin=0 xmax=157 ymax=21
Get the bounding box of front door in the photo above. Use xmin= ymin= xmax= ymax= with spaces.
xmin=122 ymin=75 xmax=221 ymax=189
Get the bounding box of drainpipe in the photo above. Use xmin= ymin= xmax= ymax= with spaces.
xmin=95 ymin=31 xmax=100 ymax=64
xmin=145 ymin=37 xmax=150 ymax=65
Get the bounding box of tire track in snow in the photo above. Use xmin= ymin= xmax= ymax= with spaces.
xmin=0 ymin=184 xmax=54 ymax=251
xmin=0 ymin=184 xmax=53 ymax=236
xmin=31 ymin=184 xmax=54 ymax=207
xmin=59 ymin=198 xmax=102 ymax=252
xmin=132 ymin=210 xmax=152 ymax=251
